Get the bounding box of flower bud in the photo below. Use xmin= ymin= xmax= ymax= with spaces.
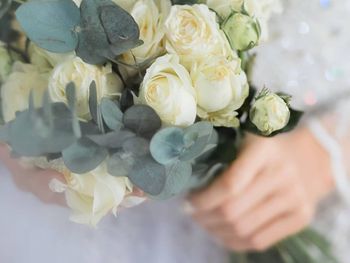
xmin=250 ymin=91 xmax=290 ymax=135
xmin=222 ymin=13 xmax=260 ymax=51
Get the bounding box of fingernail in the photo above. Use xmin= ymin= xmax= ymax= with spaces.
xmin=183 ymin=201 xmax=196 ymax=214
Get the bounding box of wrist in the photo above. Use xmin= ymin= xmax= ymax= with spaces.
xmin=293 ymin=127 xmax=335 ymax=203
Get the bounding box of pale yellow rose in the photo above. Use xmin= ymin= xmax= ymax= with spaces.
xmin=121 ymin=0 xmax=171 ymax=65
xmin=48 ymin=57 xmax=123 ymax=119
xmin=1 ymin=62 xmax=49 ymax=122
xmin=191 ymin=56 xmax=249 ymax=127
xmin=250 ymin=91 xmax=290 ymax=135
xmin=0 ymin=42 xmax=12 ymax=84
xmin=50 ymin=163 xmax=136 ymax=226
xmin=164 ymin=4 xmax=233 ymax=69
xmin=138 ymin=54 xmax=197 ymax=126
xmin=29 ymin=43 xmax=73 ymax=72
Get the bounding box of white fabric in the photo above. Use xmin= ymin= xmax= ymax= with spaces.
xmin=0 ymin=1 xmax=350 ymax=262
xmin=308 ymin=119 xmax=350 ymax=205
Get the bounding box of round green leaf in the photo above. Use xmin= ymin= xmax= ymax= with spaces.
xmin=76 ymin=0 xmax=113 ymax=64
xmin=129 ymin=156 xmax=166 ymax=195
xmin=100 ymin=98 xmax=123 ymax=130
xmin=150 ymin=127 xmax=185 ymax=165
xmin=16 ymin=0 xmax=80 ymax=53
xmin=123 ymin=105 xmax=161 ymax=138
xmin=62 ymin=137 xmax=108 ymax=174
xmin=87 ymin=130 xmax=135 ymax=148
xmin=99 ymin=3 xmax=142 ymax=56
xmin=180 ymin=122 xmax=215 ymax=161
xmin=122 ymin=137 xmax=149 ymax=156
xmin=107 ymin=152 xmax=134 ymax=177
xmin=151 ymin=161 xmax=192 ymax=200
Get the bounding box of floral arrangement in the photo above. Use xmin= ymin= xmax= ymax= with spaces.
xmin=0 ymin=0 xmax=337 ymax=262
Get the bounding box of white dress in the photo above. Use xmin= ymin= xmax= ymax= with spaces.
xmin=0 ymin=1 xmax=349 ymax=262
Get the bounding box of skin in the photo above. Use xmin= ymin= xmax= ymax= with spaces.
xmin=189 ymin=127 xmax=335 ymax=252
xmin=0 ymin=127 xmax=335 ymax=251
xmin=0 ymin=144 xmax=66 ymax=206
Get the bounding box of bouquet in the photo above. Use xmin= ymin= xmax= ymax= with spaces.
xmin=0 ymin=0 xmax=337 ymax=262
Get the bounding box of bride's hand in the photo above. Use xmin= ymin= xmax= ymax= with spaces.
xmin=188 ymin=128 xmax=335 ymax=252
xmin=0 ymin=144 xmax=66 ymax=206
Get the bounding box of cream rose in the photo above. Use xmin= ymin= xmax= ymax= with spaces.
xmin=50 ymin=163 xmax=136 ymax=226
xmin=29 ymin=43 xmax=72 ymax=72
xmin=250 ymin=91 xmax=290 ymax=135
xmin=0 ymin=43 xmax=12 ymax=83
xmin=1 ymin=62 xmax=49 ymax=122
xmin=121 ymin=0 xmax=171 ymax=65
xmin=48 ymin=57 xmax=123 ymax=119
xmin=164 ymin=4 xmax=233 ymax=68
xmin=191 ymin=56 xmax=249 ymax=127
xmin=138 ymin=54 xmax=197 ymax=126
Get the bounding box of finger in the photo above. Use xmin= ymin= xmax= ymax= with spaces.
xmin=248 ymin=208 xmax=314 ymax=251
xmin=192 ymin=167 xmax=287 ymax=225
xmin=230 ymin=188 xmax=299 ymax=238
xmin=189 ymin=143 xmax=266 ymax=212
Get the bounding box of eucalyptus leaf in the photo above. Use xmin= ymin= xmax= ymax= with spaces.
xmin=107 ymin=151 xmax=134 ymax=177
xmin=8 ymin=103 xmax=77 ymax=156
xmin=99 ymin=3 xmax=142 ymax=56
xmin=180 ymin=122 xmax=215 ymax=161
xmin=62 ymin=137 xmax=108 ymax=174
xmin=65 ymin=82 xmax=81 ymax=138
xmin=123 ymin=105 xmax=161 ymax=138
xmin=100 ymin=98 xmax=123 ymax=130
xmin=16 ymin=0 xmax=80 ymax=53
xmin=89 ymin=81 xmax=98 ymax=123
xmin=76 ymin=0 xmax=114 ymax=64
xmin=0 ymin=0 xmax=12 ymax=19
xmin=122 ymin=137 xmax=149 ymax=156
xmin=151 ymin=161 xmax=192 ymax=200
xmin=87 ymin=130 xmax=135 ymax=148
xmin=129 ymin=156 xmax=166 ymax=195
xmin=150 ymin=127 xmax=185 ymax=165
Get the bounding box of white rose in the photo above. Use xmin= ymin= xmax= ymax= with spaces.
xmin=164 ymin=4 xmax=233 ymax=68
xmin=121 ymin=0 xmax=171 ymax=65
xmin=50 ymin=163 xmax=136 ymax=226
xmin=48 ymin=57 xmax=123 ymax=119
xmin=0 ymin=43 xmax=12 ymax=83
xmin=250 ymin=91 xmax=290 ymax=135
xmin=192 ymin=56 xmax=249 ymax=127
xmin=138 ymin=54 xmax=197 ymax=126
xmin=1 ymin=62 xmax=49 ymax=122
xmin=29 ymin=43 xmax=72 ymax=72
